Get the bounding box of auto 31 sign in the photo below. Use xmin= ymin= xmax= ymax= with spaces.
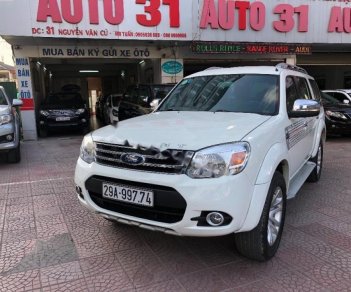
xmin=1 ymin=0 xmax=351 ymax=43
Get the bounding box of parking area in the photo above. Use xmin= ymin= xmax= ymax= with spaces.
xmin=0 ymin=136 xmax=351 ymax=291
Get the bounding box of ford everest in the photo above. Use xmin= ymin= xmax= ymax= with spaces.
xmin=75 ymin=64 xmax=326 ymax=261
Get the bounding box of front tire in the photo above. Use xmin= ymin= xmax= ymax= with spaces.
xmin=7 ymin=143 xmax=21 ymax=163
xmin=39 ymin=128 xmax=48 ymax=137
xmin=307 ymin=141 xmax=323 ymax=183
xmin=235 ymin=172 xmax=286 ymax=261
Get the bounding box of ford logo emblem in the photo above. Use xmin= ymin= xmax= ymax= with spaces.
xmin=120 ymin=153 xmax=145 ymax=165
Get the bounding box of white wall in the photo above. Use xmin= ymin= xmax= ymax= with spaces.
xmin=0 ymin=37 xmax=14 ymax=66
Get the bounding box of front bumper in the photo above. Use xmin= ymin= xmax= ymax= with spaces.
xmin=74 ymin=158 xmax=269 ymax=237
xmin=0 ymin=123 xmax=18 ymax=152
xmin=40 ymin=116 xmax=89 ymax=129
xmin=325 ymin=117 xmax=351 ymax=135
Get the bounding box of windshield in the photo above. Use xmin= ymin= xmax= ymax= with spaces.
xmin=44 ymin=92 xmax=84 ymax=107
xmin=321 ymin=92 xmax=342 ymax=105
xmin=158 ymin=74 xmax=279 ymax=115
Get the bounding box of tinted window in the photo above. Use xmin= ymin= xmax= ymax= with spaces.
xmin=124 ymin=87 xmax=134 ymax=101
xmin=309 ymin=79 xmax=321 ymax=101
xmin=294 ymin=77 xmax=311 ymax=100
xmin=333 ymin=92 xmax=348 ymax=103
xmin=151 ymin=85 xmax=174 ymax=100
xmin=286 ymin=76 xmax=299 ymax=112
xmin=136 ymin=87 xmax=151 ymax=104
xmin=111 ymin=95 xmax=122 ymax=106
xmin=158 ymin=74 xmax=279 ymax=115
xmin=124 ymin=87 xmax=150 ymax=105
xmin=0 ymin=90 xmax=7 ymax=105
xmin=321 ymin=92 xmax=341 ymax=105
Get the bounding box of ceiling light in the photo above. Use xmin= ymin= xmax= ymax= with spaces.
xmin=79 ymin=70 xmax=99 ymax=73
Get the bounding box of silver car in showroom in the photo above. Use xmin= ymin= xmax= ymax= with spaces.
xmin=0 ymin=86 xmax=22 ymax=163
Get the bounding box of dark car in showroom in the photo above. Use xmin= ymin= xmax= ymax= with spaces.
xmin=102 ymin=93 xmax=123 ymax=125
xmin=322 ymin=89 xmax=351 ymax=105
xmin=118 ymin=84 xmax=175 ymax=121
xmin=39 ymin=91 xmax=90 ymax=136
xmin=322 ymin=92 xmax=351 ymax=136
xmin=95 ymin=94 xmax=108 ymax=121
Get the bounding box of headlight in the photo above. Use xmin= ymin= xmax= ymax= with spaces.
xmin=40 ymin=110 xmax=49 ymax=117
xmin=80 ymin=134 xmax=95 ymax=164
xmin=187 ymin=142 xmax=250 ymax=179
xmin=326 ymin=111 xmax=347 ymax=120
xmin=0 ymin=114 xmax=12 ymax=126
xmin=76 ymin=108 xmax=85 ymax=114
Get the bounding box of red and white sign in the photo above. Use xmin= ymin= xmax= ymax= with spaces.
xmin=30 ymin=0 xmax=191 ymax=40
xmin=1 ymin=0 xmax=351 ymax=43
xmin=15 ymin=58 xmax=34 ymax=111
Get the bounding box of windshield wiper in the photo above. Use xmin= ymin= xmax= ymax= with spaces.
xmin=213 ymin=109 xmax=232 ymax=113
xmin=159 ymin=108 xmax=178 ymax=112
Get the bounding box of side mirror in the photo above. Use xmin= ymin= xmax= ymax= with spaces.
xmin=12 ymin=99 xmax=23 ymax=107
xmin=289 ymin=99 xmax=320 ymax=118
xmin=343 ymin=99 xmax=350 ymax=104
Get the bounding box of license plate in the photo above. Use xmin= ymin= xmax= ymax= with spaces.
xmin=102 ymin=183 xmax=154 ymax=207
xmin=56 ymin=117 xmax=71 ymax=122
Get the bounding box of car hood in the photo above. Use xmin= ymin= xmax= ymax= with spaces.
xmin=92 ymin=112 xmax=271 ymax=151
xmin=0 ymin=105 xmax=11 ymax=115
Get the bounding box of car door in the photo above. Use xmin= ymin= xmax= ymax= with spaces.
xmin=308 ymin=79 xmax=324 ymax=147
xmin=285 ymin=76 xmax=314 ymax=177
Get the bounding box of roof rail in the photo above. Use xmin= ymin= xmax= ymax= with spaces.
xmin=276 ymin=63 xmax=308 ymax=75
xmin=204 ymin=67 xmax=223 ymax=71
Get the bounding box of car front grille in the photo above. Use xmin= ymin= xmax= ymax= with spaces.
xmin=85 ymin=176 xmax=187 ymax=224
xmin=95 ymin=142 xmax=194 ymax=174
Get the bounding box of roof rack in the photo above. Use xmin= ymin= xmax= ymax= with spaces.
xmin=276 ymin=63 xmax=308 ymax=75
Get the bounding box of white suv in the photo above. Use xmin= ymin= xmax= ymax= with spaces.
xmin=75 ymin=64 xmax=326 ymax=261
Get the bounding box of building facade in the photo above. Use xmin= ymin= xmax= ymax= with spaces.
xmin=1 ymin=0 xmax=351 ymax=140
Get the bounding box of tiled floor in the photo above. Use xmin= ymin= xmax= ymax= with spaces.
xmin=0 ymin=135 xmax=351 ymax=291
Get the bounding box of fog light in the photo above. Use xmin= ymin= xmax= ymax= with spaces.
xmin=206 ymin=212 xmax=224 ymax=226
xmin=40 ymin=121 xmax=45 ymax=125
xmin=76 ymin=186 xmax=84 ymax=199
xmin=81 ymin=119 xmax=87 ymax=123
xmin=6 ymin=135 xmax=13 ymax=141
